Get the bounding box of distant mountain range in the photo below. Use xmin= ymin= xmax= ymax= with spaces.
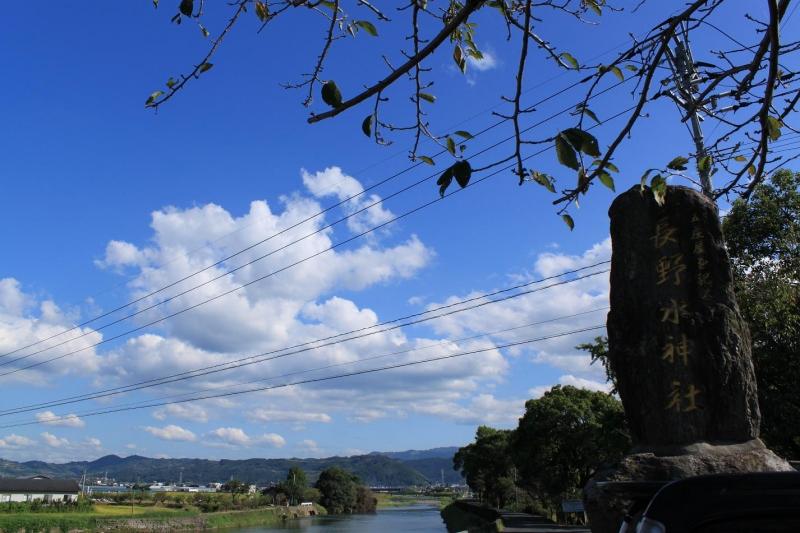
xmin=0 ymin=447 xmax=463 ymax=486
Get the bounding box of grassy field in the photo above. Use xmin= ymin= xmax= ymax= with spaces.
xmin=374 ymin=492 xmax=454 ymax=509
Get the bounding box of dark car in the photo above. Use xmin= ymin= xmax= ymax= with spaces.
xmin=628 ymin=472 xmax=800 ymax=533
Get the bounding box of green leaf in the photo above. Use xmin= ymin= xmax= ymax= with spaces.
xmin=624 ymin=64 xmax=639 ymax=73
xmin=153 ymin=0 xmax=159 ymax=7
xmin=452 ymin=160 xmax=472 ymax=188
xmin=766 ymin=116 xmax=783 ymax=141
xmin=145 ymin=90 xmax=164 ymax=107
xmin=555 ymin=135 xmax=580 ymax=170
xmin=454 ymin=130 xmax=473 ymax=140
xmin=584 ymin=0 xmax=601 ymax=15
xmin=418 ymin=155 xmax=435 ymax=166
xmin=166 ymin=77 xmax=177 ymax=89
xmin=354 ymin=20 xmax=378 ymax=36
xmin=559 ymin=52 xmax=579 ymax=69
xmin=179 ymin=0 xmax=193 ymax=17
xmin=651 ymin=175 xmax=667 ymax=206
xmin=198 ymin=62 xmax=213 ymax=74
xmin=697 ymin=155 xmax=712 ymax=172
xmin=604 ymin=161 xmax=619 ymax=173
xmin=609 ymin=65 xmax=624 ymax=81
xmin=361 ymin=115 xmax=372 ymax=138
xmin=562 ymin=214 xmax=575 ymax=231
xmin=321 ymin=80 xmax=343 ymax=108
xmin=562 ymin=128 xmax=600 ymax=157
xmin=640 ymin=169 xmax=653 ymax=192
xmin=734 ymin=155 xmax=747 ymax=162
xmin=747 ymin=164 xmax=756 ymax=177
xmin=530 ymin=171 xmax=556 ymax=193
xmin=446 ymin=137 xmax=457 ymax=156
xmin=583 ymin=107 xmax=600 ymax=124
xmin=419 ymin=92 xmax=436 ymax=103
xmin=598 ymin=171 xmax=615 ymax=192
xmin=667 ymin=156 xmax=689 ymax=171
xmin=453 ymin=45 xmax=466 ymax=73
xmin=255 ymin=1 xmax=269 ymax=22
xmin=437 ymin=167 xmax=454 ymax=197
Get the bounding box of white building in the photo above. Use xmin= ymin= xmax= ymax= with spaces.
xmin=0 ymin=476 xmax=80 ymax=503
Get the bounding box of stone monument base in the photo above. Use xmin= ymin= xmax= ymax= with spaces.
xmin=583 ymin=439 xmax=793 ymax=533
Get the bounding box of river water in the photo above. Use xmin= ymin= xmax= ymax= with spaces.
xmin=231 ymin=504 xmax=447 ymax=532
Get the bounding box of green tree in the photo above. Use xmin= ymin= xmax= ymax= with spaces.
xmin=282 ymin=466 xmax=308 ymax=505
xmin=511 ymin=385 xmax=630 ymax=510
xmin=576 ymin=336 xmax=616 ymax=393
xmin=723 ymin=169 xmax=800 ymax=458
xmin=314 ymin=466 xmax=358 ymax=514
xmin=143 ymin=2 xmax=792 ymax=222
xmin=453 ymin=426 xmax=516 ymax=508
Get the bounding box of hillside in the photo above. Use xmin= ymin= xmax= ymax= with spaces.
xmin=0 ymin=449 xmax=463 ymax=487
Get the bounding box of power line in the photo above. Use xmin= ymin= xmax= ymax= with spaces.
xmin=0 ymin=266 xmax=609 ymax=415
xmin=26 ymin=308 xmax=610 ymax=422
xmin=1 ymin=325 xmax=606 ymax=429
xmin=0 ymin=72 xmax=613 ymax=363
xmin=0 ymin=95 xmax=634 ymax=377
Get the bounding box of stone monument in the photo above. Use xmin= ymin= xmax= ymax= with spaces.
xmin=583 ymin=185 xmax=793 ymax=533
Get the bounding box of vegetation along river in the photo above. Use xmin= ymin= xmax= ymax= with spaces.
xmin=230 ymin=504 xmax=446 ymax=532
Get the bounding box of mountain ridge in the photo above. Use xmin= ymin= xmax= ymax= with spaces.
xmin=0 ymin=448 xmax=463 ymax=486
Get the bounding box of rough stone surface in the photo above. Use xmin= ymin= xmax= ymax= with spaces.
xmin=584 ymin=439 xmax=794 ymax=533
xmin=606 ymin=185 xmax=759 ymax=446
xmin=584 ymin=186 xmax=792 ymax=533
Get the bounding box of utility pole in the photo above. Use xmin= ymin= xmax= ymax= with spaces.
xmin=665 ymin=23 xmax=714 ymax=197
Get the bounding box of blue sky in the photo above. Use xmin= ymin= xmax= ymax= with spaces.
xmin=0 ymin=2 xmax=791 ymax=463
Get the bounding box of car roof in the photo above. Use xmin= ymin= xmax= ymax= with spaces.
xmin=643 ymin=472 xmax=800 ymax=531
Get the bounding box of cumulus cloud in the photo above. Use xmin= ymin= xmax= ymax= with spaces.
xmin=410 ymin=394 xmax=526 ymax=427
xmin=247 ymin=408 xmax=331 ymax=424
xmin=153 ymin=403 xmax=209 ymax=423
xmin=0 ymin=434 xmax=35 ymax=449
xmin=41 ymin=432 xmax=70 ymax=448
xmin=0 ymin=278 xmax=102 ymax=384
xmin=35 ymin=411 xmax=86 ymax=428
xmin=206 ymin=427 xmax=285 ymax=448
xmin=529 ymin=374 xmax=612 ymax=399
xmin=144 ymin=425 xmax=197 ymax=442
xmin=467 ymin=49 xmax=498 ymax=72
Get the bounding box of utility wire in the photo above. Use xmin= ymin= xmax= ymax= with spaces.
xmin=26 ymin=308 xmax=610 ymax=422
xmin=0 ymin=325 xmax=606 ymax=429
xmin=0 ymin=94 xmax=634 ymax=377
xmin=0 ymin=72 xmax=618 ymax=363
xmin=0 ymin=267 xmax=609 ymax=415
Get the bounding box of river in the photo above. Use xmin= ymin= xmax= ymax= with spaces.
xmin=231 ymin=504 xmax=447 ymax=532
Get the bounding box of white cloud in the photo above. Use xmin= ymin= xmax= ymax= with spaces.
xmin=0 ymin=278 xmax=102 ymax=384
xmin=410 ymin=394 xmax=526 ymax=427
xmin=529 ymin=374 xmax=612 ymax=399
xmin=0 ymin=434 xmax=35 ymax=449
xmin=35 ymin=411 xmax=86 ymax=428
xmin=85 ymin=437 xmax=102 ymax=448
xmin=144 ymin=424 xmax=197 ymax=442
xmin=247 ymin=408 xmax=331 ymax=424
xmin=41 ymin=432 xmax=69 ymax=448
xmin=206 ymin=427 xmax=285 ymax=448
xmin=153 ymin=403 xmax=209 ymax=423
xmin=467 ymin=49 xmax=497 ymax=72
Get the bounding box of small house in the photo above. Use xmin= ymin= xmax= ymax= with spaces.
xmin=0 ymin=476 xmax=80 ymax=503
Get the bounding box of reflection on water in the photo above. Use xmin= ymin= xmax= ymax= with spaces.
xmin=232 ymin=505 xmax=446 ymax=532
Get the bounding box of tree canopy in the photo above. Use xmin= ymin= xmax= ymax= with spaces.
xmin=722 ymin=168 xmax=800 ymax=458
xmin=454 ymin=385 xmax=629 ymax=513
xmin=144 ymin=1 xmax=798 ymax=226
xmin=314 ymin=466 xmax=376 ymax=514
xmin=512 ymin=385 xmax=629 ymax=507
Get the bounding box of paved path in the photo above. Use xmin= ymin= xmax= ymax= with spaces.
xmin=499 ymin=510 xmax=590 ymax=532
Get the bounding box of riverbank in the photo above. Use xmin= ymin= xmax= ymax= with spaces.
xmin=374 ymin=492 xmax=452 ymax=509
xmin=0 ymin=503 xmax=325 ymax=532
xmin=440 ymin=500 xmax=590 ymax=533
